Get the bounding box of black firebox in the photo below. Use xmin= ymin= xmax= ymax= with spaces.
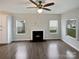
xmin=32 ymin=31 xmax=43 ymax=42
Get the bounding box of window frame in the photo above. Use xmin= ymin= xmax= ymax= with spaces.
xmin=16 ymin=20 xmax=26 ymax=35
xmin=49 ymin=20 xmax=58 ymax=34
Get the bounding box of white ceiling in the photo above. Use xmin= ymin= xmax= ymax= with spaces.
xmin=0 ymin=0 xmax=79 ymax=14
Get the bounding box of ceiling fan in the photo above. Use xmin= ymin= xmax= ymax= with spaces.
xmin=27 ymin=0 xmax=55 ymax=13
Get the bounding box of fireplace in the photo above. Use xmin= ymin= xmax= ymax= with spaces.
xmin=32 ymin=31 xmax=43 ymax=41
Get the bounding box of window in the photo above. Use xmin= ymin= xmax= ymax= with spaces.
xmin=16 ymin=20 xmax=26 ymax=35
xmin=49 ymin=20 xmax=58 ymax=33
xmin=66 ymin=19 xmax=76 ymax=38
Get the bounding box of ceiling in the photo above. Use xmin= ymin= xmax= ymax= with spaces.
xmin=0 ymin=0 xmax=79 ymax=14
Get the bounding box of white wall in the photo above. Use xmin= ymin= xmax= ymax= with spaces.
xmin=13 ymin=14 xmax=61 ymax=41
xmin=0 ymin=13 xmax=13 ymax=44
xmin=61 ymin=8 xmax=79 ymax=51
xmin=7 ymin=16 xmax=13 ymax=43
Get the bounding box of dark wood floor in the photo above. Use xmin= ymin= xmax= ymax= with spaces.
xmin=0 ymin=40 xmax=79 ymax=59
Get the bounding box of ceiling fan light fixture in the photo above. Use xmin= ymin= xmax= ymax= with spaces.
xmin=29 ymin=0 xmax=55 ymax=13
xmin=37 ymin=9 xmax=43 ymax=13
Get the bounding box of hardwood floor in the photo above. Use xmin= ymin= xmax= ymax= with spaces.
xmin=0 ymin=40 xmax=79 ymax=59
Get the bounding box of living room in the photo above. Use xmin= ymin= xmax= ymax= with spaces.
xmin=0 ymin=0 xmax=79 ymax=59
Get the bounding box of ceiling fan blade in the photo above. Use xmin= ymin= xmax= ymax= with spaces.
xmin=42 ymin=8 xmax=51 ymax=11
xmin=29 ymin=0 xmax=38 ymax=6
xmin=26 ymin=7 xmax=37 ymax=8
xmin=43 ymin=2 xmax=54 ymax=7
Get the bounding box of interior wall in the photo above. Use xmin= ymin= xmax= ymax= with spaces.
xmin=13 ymin=14 xmax=61 ymax=41
xmin=61 ymin=8 xmax=79 ymax=51
xmin=0 ymin=13 xmax=13 ymax=43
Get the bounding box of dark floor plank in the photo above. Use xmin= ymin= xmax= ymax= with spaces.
xmin=0 ymin=40 xmax=79 ymax=59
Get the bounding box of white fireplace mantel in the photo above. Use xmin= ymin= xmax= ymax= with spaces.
xmin=31 ymin=29 xmax=45 ymax=40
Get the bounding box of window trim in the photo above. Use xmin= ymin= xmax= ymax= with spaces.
xmin=16 ymin=20 xmax=26 ymax=35
xmin=49 ymin=20 xmax=58 ymax=34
